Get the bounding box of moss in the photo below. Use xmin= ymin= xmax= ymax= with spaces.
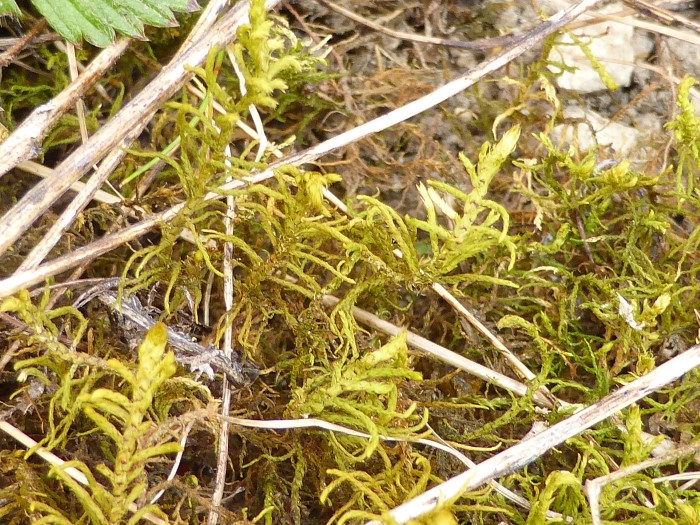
xmin=2 ymin=1 xmax=700 ymax=523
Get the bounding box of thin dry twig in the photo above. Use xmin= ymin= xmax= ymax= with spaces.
xmin=220 ymin=414 xmax=470 ymax=465
xmin=0 ymin=33 xmax=59 ymax=50
xmin=206 ymin=189 xmax=236 ymax=525
xmin=207 ymin=19 xmax=245 ymax=517
xmin=65 ymin=42 xmax=90 ymax=144
xmin=623 ymin=0 xmax=700 ymax=32
xmin=563 ymin=0 xmax=700 ymax=46
xmin=16 ymin=160 xmax=120 ymax=204
xmin=0 ymin=18 xmax=47 ymax=68
xmin=432 ymin=282 xmax=542 ymax=382
xmin=603 ymin=13 xmax=700 ymax=46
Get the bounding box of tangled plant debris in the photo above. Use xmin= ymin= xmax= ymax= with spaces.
xmin=0 ymin=1 xmax=700 ymax=524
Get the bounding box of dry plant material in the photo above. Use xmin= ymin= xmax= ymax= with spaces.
xmin=0 ymin=0 xmax=603 ymax=296
xmin=315 ymin=0 xmax=525 ymax=51
xmin=1 ymin=0 xmax=700 ymax=523
xmin=0 ymin=0 xmax=283 ymax=257
xmin=370 ymin=344 xmax=700 ymax=524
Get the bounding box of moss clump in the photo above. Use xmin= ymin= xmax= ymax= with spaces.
xmin=2 ymin=0 xmax=700 ymax=523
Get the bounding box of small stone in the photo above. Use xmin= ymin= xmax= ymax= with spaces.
xmin=551 ymin=105 xmax=641 ymax=157
xmin=547 ymin=3 xmax=637 ymax=93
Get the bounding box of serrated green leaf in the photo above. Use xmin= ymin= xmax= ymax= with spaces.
xmin=33 ymin=0 xmax=114 ymax=47
xmin=79 ymin=0 xmax=146 ymax=40
xmin=119 ymin=0 xmax=174 ymax=28
xmin=22 ymin=0 xmax=199 ymax=47
xmin=0 ymin=0 xmax=21 ymax=16
xmin=141 ymin=0 xmax=180 ymax=27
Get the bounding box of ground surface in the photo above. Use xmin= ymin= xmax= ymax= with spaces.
xmin=1 ymin=1 xmax=700 ymax=524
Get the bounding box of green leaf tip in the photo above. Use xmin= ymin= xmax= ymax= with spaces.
xmin=0 ymin=0 xmax=21 ymax=16
xmin=4 ymin=0 xmax=200 ymax=47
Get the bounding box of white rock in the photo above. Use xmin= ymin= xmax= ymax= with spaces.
xmin=547 ymin=3 xmax=635 ymax=93
xmin=551 ymin=106 xmax=640 ymax=157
